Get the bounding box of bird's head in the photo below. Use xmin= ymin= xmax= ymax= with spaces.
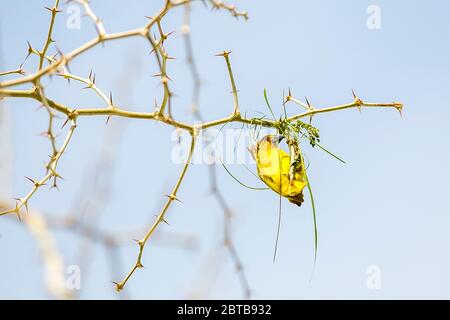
xmin=261 ymin=134 xmax=284 ymax=145
xmin=250 ymin=135 xmax=284 ymax=160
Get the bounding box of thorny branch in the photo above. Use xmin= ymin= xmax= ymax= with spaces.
xmin=0 ymin=67 xmax=25 ymax=77
xmin=0 ymin=0 xmax=403 ymax=294
xmin=0 ymin=118 xmax=77 ymax=219
xmin=113 ymin=133 xmax=197 ymax=291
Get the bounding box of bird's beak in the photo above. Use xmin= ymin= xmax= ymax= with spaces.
xmin=274 ymin=135 xmax=284 ymax=143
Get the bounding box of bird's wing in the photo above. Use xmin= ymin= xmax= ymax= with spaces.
xmin=256 ymin=143 xmax=306 ymax=198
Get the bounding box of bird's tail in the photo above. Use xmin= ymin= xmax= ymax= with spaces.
xmin=287 ymin=192 xmax=304 ymax=206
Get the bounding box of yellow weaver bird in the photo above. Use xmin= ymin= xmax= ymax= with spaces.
xmin=250 ymin=135 xmax=307 ymax=206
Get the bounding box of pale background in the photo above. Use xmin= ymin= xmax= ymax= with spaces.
xmin=0 ymin=0 xmax=449 ymax=299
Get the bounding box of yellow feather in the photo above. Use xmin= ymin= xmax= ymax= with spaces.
xmin=254 ymin=135 xmax=307 ymax=205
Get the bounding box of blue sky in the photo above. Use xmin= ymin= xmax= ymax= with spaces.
xmin=1 ymin=0 xmax=450 ymax=299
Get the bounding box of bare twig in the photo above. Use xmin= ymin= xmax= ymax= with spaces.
xmin=38 ymin=0 xmax=61 ymax=71
xmin=208 ymin=0 xmax=248 ymax=19
xmin=113 ymin=133 xmax=197 ymax=291
xmin=71 ymin=0 xmax=106 ymax=36
xmin=216 ymin=51 xmax=240 ymax=116
xmin=0 ymin=68 xmax=25 ymax=77
xmin=0 ymin=118 xmax=77 ymax=218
